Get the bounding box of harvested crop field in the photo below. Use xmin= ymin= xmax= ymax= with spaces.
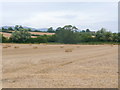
xmin=0 ymin=32 xmax=11 ymax=38
xmin=1 ymin=44 xmax=118 ymax=88
xmin=0 ymin=32 xmax=55 ymax=38
xmin=30 ymin=32 xmax=55 ymax=35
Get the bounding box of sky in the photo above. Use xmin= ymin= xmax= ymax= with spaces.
xmin=1 ymin=1 xmax=118 ymax=32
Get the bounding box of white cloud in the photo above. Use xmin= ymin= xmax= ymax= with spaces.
xmin=1 ymin=2 xmax=118 ymax=32
xmin=21 ymin=10 xmax=117 ymax=30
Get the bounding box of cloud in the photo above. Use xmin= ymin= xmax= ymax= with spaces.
xmin=1 ymin=2 xmax=118 ymax=32
xmin=21 ymin=10 xmax=117 ymax=30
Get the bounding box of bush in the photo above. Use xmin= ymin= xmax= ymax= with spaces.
xmin=0 ymin=34 xmax=8 ymax=43
xmin=29 ymin=36 xmax=47 ymax=43
xmin=47 ymin=35 xmax=57 ymax=42
xmin=10 ymin=29 xmax=31 ymax=43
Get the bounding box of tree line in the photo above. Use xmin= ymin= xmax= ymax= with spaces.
xmin=0 ymin=25 xmax=119 ymax=44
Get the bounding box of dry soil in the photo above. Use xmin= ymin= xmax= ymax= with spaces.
xmin=1 ymin=44 xmax=118 ymax=88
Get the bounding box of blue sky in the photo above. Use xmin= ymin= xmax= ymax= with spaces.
xmin=1 ymin=2 xmax=118 ymax=32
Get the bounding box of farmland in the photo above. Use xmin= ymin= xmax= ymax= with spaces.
xmin=2 ymin=44 xmax=118 ymax=88
xmin=0 ymin=32 xmax=55 ymax=38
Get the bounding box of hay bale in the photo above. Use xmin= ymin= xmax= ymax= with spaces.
xmin=7 ymin=45 xmax=11 ymax=47
xmin=76 ymin=46 xmax=80 ymax=48
xmin=2 ymin=44 xmax=12 ymax=48
xmin=60 ymin=46 xmax=64 ymax=48
xmin=65 ymin=48 xmax=73 ymax=52
xmin=33 ymin=46 xmax=38 ymax=49
xmin=3 ymin=46 xmax=8 ymax=48
xmin=14 ymin=46 xmax=19 ymax=48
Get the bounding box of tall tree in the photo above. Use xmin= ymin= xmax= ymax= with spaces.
xmin=96 ymin=28 xmax=107 ymax=41
xmin=2 ymin=27 xmax=5 ymax=30
xmin=19 ymin=25 xmax=23 ymax=29
xmin=47 ymin=27 xmax=54 ymax=33
xmin=14 ymin=25 xmax=19 ymax=30
xmin=8 ymin=27 xmax=13 ymax=31
xmin=56 ymin=25 xmax=78 ymax=44
xmin=104 ymin=31 xmax=113 ymax=41
xmin=86 ymin=29 xmax=90 ymax=32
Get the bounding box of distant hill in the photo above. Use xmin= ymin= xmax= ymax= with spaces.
xmin=37 ymin=28 xmax=48 ymax=31
xmin=0 ymin=26 xmax=48 ymax=31
xmin=0 ymin=26 xmax=14 ymax=29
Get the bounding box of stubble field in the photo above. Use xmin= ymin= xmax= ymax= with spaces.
xmin=1 ymin=44 xmax=118 ymax=88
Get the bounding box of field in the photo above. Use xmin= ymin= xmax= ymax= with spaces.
xmin=1 ymin=44 xmax=118 ymax=88
xmin=0 ymin=32 xmax=55 ymax=38
xmin=30 ymin=32 xmax=55 ymax=35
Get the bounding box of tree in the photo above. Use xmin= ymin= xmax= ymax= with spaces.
xmin=63 ymin=25 xmax=78 ymax=32
xmin=79 ymin=32 xmax=93 ymax=42
xmin=86 ymin=29 xmax=90 ymax=32
xmin=95 ymin=28 xmax=115 ymax=42
xmin=56 ymin=25 xmax=78 ymax=44
xmin=47 ymin=27 xmax=54 ymax=33
xmin=72 ymin=26 xmax=78 ymax=32
xmin=56 ymin=27 xmax=62 ymax=32
xmin=0 ymin=34 xmax=8 ymax=43
xmin=28 ymin=28 xmax=31 ymax=31
xmin=8 ymin=27 xmax=13 ymax=31
xmin=0 ymin=34 xmax=2 ymax=43
xmin=95 ymin=28 xmax=107 ymax=41
xmin=29 ymin=36 xmax=47 ymax=43
xmin=2 ymin=27 xmax=7 ymax=32
xmin=10 ymin=28 xmax=31 ymax=43
xmin=2 ymin=27 xmax=5 ymax=30
xmin=47 ymin=35 xmax=57 ymax=42
xmin=81 ymin=30 xmax=85 ymax=32
xmin=19 ymin=25 xmax=23 ymax=29
xmin=118 ymin=33 xmax=120 ymax=42
xmin=104 ymin=31 xmax=113 ymax=41
xmin=37 ymin=36 xmax=47 ymax=43
xmin=113 ymin=33 xmax=118 ymax=42
xmin=14 ymin=25 xmax=19 ymax=30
